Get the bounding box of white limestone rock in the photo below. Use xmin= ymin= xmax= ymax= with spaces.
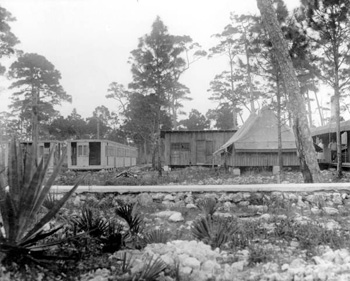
xmin=230 ymin=193 xmax=243 ymax=203
xmin=182 ymin=257 xmax=200 ymax=270
xmin=186 ymin=203 xmax=197 ymax=209
xmin=332 ymin=192 xmax=343 ymax=205
xmin=136 ymin=193 xmax=153 ymax=206
xmin=153 ymin=210 xmax=179 ymax=218
xmin=168 ymin=212 xmax=184 ymax=222
xmin=322 ymin=206 xmax=339 ymax=215
xmin=164 ymin=194 xmax=176 ymax=201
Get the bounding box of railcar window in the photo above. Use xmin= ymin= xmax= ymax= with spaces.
xmin=105 ymin=146 xmax=115 ymax=157
xmin=78 ymin=145 xmax=88 ymax=156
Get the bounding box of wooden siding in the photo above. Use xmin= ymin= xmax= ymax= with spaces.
xmin=228 ymin=151 xmax=299 ymax=167
xmin=162 ymin=130 xmax=236 ymax=166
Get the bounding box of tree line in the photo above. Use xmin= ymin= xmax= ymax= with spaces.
xmin=0 ymin=0 xmax=349 ymax=181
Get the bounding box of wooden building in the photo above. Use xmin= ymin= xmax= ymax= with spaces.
xmin=311 ymin=120 xmax=350 ymax=166
xmin=161 ymin=130 xmax=237 ymax=167
xmin=67 ymin=139 xmax=137 ymax=170
xmin=214 ymin=108 xmax=299 ymax=168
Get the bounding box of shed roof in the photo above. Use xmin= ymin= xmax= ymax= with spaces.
xmin=311 ymin=120 xmax=350 ymax=136
xmin=214 ymin=107 xmax=296 ymax=154
xmin=160 ymin=129 xmax=237 ymax=138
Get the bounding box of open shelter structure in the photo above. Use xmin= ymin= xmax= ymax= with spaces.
xmin=311 ymin=120 xmax=350 ymax=167
xmin=213 ymin=108 xmax=299 ymax=168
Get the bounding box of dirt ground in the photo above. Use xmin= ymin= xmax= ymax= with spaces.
xmin=54 ymin=164 xmax=350 ymax=186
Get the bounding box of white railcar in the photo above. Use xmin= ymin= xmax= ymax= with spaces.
xmin=66 ymin=139 xmax=137 ymax=170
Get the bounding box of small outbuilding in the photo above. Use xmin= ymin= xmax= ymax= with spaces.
xmin=213 ymin=108 xmax=299 ymax=168
xmin=161 ymin=129 xmax=237 ymax=167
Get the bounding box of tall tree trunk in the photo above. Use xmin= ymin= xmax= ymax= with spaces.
xmin=97 ymin=117 xmax=100 ymax=139
xmin=244 ymin=32 xmax=256 ymax=112
xmin=31 ymin=86 xmax=39 ymax=164
xmin=332 ymin=42 xmax=343 ymax=178
xmin=229 ymin=53 xmax=238 ymax=129
xmin=276 ymin=76 xmax=283 ymax=183
xmin=306 ymin=89 xmax=313 ymax=127
xmin=143 ymin=141 xmax=148 ymax=164
xmin=257 ymin=0 xmax=321 ymax=183
xmin=171 ymin=90 xmax=178 ymax=129
xmin=313 ymin=80 xmax=324 ymax=126
xmin=157 ymin=104 xmax=162 ymax=177
xmin=334 ymin=82 xmax=342 ymax=178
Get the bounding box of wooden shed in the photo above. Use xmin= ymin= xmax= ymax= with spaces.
xmin=161 ymin=130 xmax=237 ymax=167
xmin=67 ymin=139 xmax=137 ymax=170
xmin=214 ymin=108 xmax=299 ymax=168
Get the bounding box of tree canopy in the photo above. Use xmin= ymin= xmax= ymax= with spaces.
xmin=8 ymin=53 xmax=71 ymax=139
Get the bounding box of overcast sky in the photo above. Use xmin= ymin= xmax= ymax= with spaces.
xmin=0 ymin=0 xmax=302 ymax=122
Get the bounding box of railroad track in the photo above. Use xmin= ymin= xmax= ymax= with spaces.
xmin=51 ymin=182 xmax=350 ymax=194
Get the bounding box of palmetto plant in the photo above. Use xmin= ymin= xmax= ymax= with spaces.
xmin=191 ymin=215 xmax=238 ymax=249
xmin=115 ymin=203 xmax=144 ymax=235
xmin=143 ymin=229 xmax=170 ymax=244
xmin=0 ymin=139 xmax=82 ymax=267
xmin=115 ymin=202 xmax=144 ymax=249
xmin=72 ymin=207 xmax=109 ymax=238
xmin=72 ymin=207 xmax=124 ymax=253
xmin=197 ymin=197 xmax=218 ymax=218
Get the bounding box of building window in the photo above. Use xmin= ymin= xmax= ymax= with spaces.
xmin=171 ymin=143 xmax=190 ymax=151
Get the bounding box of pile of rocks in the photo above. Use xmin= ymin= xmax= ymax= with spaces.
xmin=73 ymin=189 xmax=350 ymax=280
xmin=82 ymin=242 xmax=350 ymax=281
xmin=72 ymin=190 xmax=350 ymax=217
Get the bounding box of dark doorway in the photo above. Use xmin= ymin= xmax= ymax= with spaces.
xmin=43 ymin=142 xmax=50 ymax=163
xmin=89 ymin=142 xmax=101 ymax=165
xmin=71 ymin=142 xmax=77 ymax=166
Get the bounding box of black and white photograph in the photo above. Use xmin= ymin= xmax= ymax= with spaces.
xmin=1 ymin=0 xmax=350 ymax=280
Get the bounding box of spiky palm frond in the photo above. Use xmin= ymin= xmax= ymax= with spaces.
xmin=116 ymin=251 xmax=134 ymax=274
xmin=143 ymin=229 xmax=170 ymax=245
xmin=0 ymin=138 xmax=84 ymax=266
xmin=138 ymin=256 xmax=167 ymax=281
xmin=42 ymin=192 xmax=60 ymax=210
xmin=197 ymin=197 xmax=218 ymax=217
xmin=191 ymin=216 xmax=234 ymax=249
xmin=191 ymin=216 xmax=211 ymax=244
xmin=72 ymin=207 xmax=109 ymax=238
xmin=115 ymin=203 xmax=143 ymax=234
